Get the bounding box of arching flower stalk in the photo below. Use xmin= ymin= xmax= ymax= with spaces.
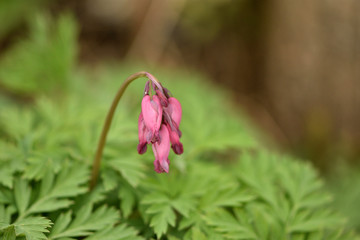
xmin=89 ymin=72 xmax=183 ymax=190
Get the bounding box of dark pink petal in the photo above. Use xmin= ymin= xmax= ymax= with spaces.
xmin=153 ymin=159 xmax=163 ymax=173
xmin=171 ymin=144 xmax=183 ymax=155
xmin=166 ymin=124 xmax=183 ymax=155
xmin=137 ymin=143 xmax=147 ymax=155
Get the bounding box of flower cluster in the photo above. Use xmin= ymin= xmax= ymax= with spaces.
xmin=137 ymin=81 xmax=183 ymax=173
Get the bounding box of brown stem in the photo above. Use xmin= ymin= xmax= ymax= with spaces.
xmin=89 ymin=71 xmax=161 ymax=190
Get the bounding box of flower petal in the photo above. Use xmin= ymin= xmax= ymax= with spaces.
xmin=152 ymin=124 xmax=171 ymax=173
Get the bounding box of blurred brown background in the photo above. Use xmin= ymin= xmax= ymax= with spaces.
xmin=2 ymin=0 xmax=360 ymax=169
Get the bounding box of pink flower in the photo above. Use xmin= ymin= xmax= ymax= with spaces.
xmin=141 ymin=95 xmax=163 ymax=142
xmin=137 ymin=80 xmax=183 ymax=174
xmin=167 ymin=97 xmax=182 ymax=126
xmin=152 ymin=124 xmax=170 ymax=173
xmin=163 ymin=97 xmax=182 ymax=138
xmin=166 ymin=124 xmax=183 ymax=155
xmin=137 ymin=112 xmax=150 ymax=154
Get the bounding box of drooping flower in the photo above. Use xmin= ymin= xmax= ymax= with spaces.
xmin=166 ymin=123 xmax=183 ymax=155
xmin=137 ymin=78 xmax=183 ymax=173
xmin=152 ymin=124 xmax=170 ymax=173
xmin=141 ymin=94 xmax=162 ymax=142
xmin=137 ymin=112 xmax=149 ymax=154
xmin=167 ymin=97 xmax=182 ymax=126
xmin=162 ymin=96 xmax=183 ymax=155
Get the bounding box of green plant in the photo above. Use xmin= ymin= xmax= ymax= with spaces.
xmin=0 ymin=13 xmax=76 ymax=95
xmin=327 ymin=163 xmax=360 ymax=232
xmin=0 ymin=0 xmax=52 ymax=39
xmin=0 ymin=12 xmax=358 ymax=240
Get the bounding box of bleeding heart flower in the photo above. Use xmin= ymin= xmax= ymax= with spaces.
xmin=137 ymin=112 xmax=150 ymax=154
xmin=152 ymin=124 xmax=171 ymax=173
xmin=163 ymin=97 xmax=182 ymax=139
xmin=141 ymin=95 xmax=163 ymax=142
xmin=166 ymin=123 xmax=183 ymax=155
xmin=137 ymin=78 xmax=183 ymax=174
xmin=167 ymin=97 xmax=182 ymax=126
xmin=90 ymin=72 xmax=185 ymax=190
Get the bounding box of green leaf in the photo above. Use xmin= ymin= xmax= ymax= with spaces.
xmin=0 ymin=13 xmax=77 ymax=94
xmin=16 ymin=164 xmax=88 ymax=219
xmin=235 ymin=152 xmax=280 ymax=209
xmin=289 ymin=210 xmax=345 ymax=232
xmin=0 ymin=205 xmax=16 ymax=225
xmin=14 ymin=216 xmax=52 ymax=240
xmin=171 ymin=197 xmax=195 ymax=218
xmin=190 ymin=227 xmax=207 ymax=240
xmin=148 ymin=205 xmax=176 ymax=238
xmin=0 ymin=168 xmax=13 ymax=189
xmin=0 ymin=191 xmax=10 ymax=205
xmin=23 ymin=153 xmax=63 ymax=181
xmin=0 ymin=107 xmax=35 ymax=141
xmin=141 ymin=189 xmax=180 ymax=237
xmin=102 ymin=168 xmax=118 ymax=191
xmin=49 ymin=204 xmax=119 ymax=239
xmin=200 ymin=187 xmax=255 ymax=212
xmin=40 ymin=163 xmax=88 ymax=198
xmin=84 ymin=224 xmax=144 ymax=240
xmin=14 ymin=178 xmax=31 ymax=216
xmin=205 ymin=209 xmax=257 ymax=240
xmin=276 ymin=155 xmax=332 ymax=210
xmin=118 ymin=183 xmax=136 ymax=218
xmin=48 ymin=211 xmax=72 ymax=237
xmin=1 ymin=225 xmax=16 ymax=240
xmin=107 ymin=155 xmax=146 ymax=187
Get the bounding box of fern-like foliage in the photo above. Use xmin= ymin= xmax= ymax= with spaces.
xmin=0 ymin=11 xmax=358 ymax=240
xmin=48 ymin=204 xmax=118 ymax=239
xmin=0 ymin=216 xmax=52 ymax=240
xmin=0 ymin=13 xmax=76 ymax=94
xmin=202 ymin=152 xmax=353 ymax=239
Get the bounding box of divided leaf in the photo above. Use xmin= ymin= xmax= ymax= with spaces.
xmin=142 ymin=192 xmax=176 ymax=238
xmin=1 ymin=225 xmax=16 ymax=240
xmin=107 ymin=155 xmax=146 ymax=188
xmin=14 ymin=164 xmax=88 ymax=220
xmin=84 ymin=224 xmax=144 ymax=240
xmin=205 ymin=209 xmax=257 ymax=240
xmin=48 ymin=204 xmax=119 ymax=239
xmin=0 ymin=217 xmax=52 ymax=240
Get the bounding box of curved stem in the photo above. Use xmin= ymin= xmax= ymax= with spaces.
xmin=89 ymin=71 xmax=161 ymax=190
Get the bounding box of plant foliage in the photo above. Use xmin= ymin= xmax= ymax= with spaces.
xmin=0 ymin=12 xmax=358 ymax=240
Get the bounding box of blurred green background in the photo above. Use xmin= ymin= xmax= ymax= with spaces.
xmin=0 ymin=0 xmax=360 ymax=235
